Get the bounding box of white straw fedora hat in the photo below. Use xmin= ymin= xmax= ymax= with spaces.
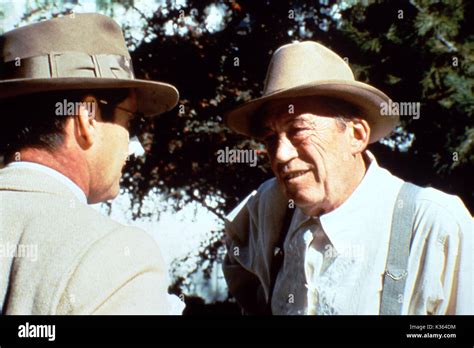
xmin=0 ymin=13 xmax=178 ymax=117
xmin=225 ymin=41 xmax=398 ymax=143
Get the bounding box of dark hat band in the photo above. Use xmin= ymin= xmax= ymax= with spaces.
xmin=0 ymin=51 xmax=134 ymax=80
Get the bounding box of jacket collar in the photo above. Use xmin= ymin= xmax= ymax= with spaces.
xmin=0 ymin=164 xmax=87 ymax=204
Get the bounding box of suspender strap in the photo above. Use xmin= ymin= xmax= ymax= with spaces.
xmin=380 ymin=182 xmax=420 ymax=315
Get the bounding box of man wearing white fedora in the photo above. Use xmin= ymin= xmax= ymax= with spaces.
xmin=0 ymin=14 xmax=183 ymax=314
xmin=223 ymin=41 xmax=473 ymax=315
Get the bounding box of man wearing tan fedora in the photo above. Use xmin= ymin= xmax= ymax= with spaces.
xmin=223 ymin=41 xmax=473 ymax=315
xmin=0 ymin=14 xmax=183 ymax=314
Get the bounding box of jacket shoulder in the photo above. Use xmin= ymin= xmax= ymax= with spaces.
xmin=226 ymin=178 xmax=285 ymax=220
xmin=55 ymin=225 xmax=168 ymax=314
xmin=225 ymin=178 xmax=287 ymax=241
xmin=2 ymin=191 xmax=159 ymax=314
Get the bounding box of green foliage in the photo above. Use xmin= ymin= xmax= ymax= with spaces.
xmin=336 ymin=0 xmax=473 ymax=207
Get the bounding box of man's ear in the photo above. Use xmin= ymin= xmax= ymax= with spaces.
xmin=74 ymin=95 xmax=98 ymax=149
xmin=350 ymin=118 xmax=370 ymax=155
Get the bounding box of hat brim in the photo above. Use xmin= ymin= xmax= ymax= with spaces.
xmin=225 ymin=80 xmax=399 ymax=143
xmin=0 ymin=77 xmax=179 ymax=117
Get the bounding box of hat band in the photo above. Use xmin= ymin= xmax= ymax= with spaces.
xmin=0 ymin=51 xmax=135 ymax=80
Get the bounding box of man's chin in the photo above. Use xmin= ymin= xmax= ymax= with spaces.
xmin=88 ymin=184 xmax=120 ymax=204
xmin=283 ymin=188 xmax=323 ymax=212
xmin=105 ymin=186 xmax=121 ymax=201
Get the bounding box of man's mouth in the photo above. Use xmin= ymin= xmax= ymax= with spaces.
xmin=282 ymin=170 xmax=311 ymax=181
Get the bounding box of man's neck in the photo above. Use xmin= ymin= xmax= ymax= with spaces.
xmin=303 ymin=154 xmax=368 ymax=217
xmin=16 ymin=148 xmax=90 ymax=199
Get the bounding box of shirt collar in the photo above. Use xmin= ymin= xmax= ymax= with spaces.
xmin=6 ymin=161 xmax=87 ymax=204
xmin=290 ymin=151 xmax=387 ymax=253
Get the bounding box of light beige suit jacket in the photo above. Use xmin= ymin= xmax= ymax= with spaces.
xmin=0 ymin=166 xmax=180 ymax=314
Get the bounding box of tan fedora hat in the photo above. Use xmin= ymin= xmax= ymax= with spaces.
xmin=225 ymin=41 xmax=399 ymax=143
xmin=0 ymin=13 xmax=178 ymax=117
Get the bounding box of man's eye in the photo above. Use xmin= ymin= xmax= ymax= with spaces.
xmin=288 ymin=127 xmax=308 ymax=138
xmin=263 ymin=133 xmax=277 ymax=144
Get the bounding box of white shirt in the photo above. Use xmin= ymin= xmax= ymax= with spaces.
xmin=271 ymin=152 xmax=473 ymax=315
xmin=6 ymin=161 xmax=87 ymax=204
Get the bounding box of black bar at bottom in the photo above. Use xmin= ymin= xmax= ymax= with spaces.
xmin=0 ymin=315 xmax=472 ymax=346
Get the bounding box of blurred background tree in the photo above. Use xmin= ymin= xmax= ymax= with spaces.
xmin=1 ymin=0 xmax=472 ymax=314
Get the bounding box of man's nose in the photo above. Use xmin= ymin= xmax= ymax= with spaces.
xmin=274 ymin=135 xmax=298 ymax=163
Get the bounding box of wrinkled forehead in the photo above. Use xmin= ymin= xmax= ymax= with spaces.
xmin=254 ymin=96 xmax=357 ymax=134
